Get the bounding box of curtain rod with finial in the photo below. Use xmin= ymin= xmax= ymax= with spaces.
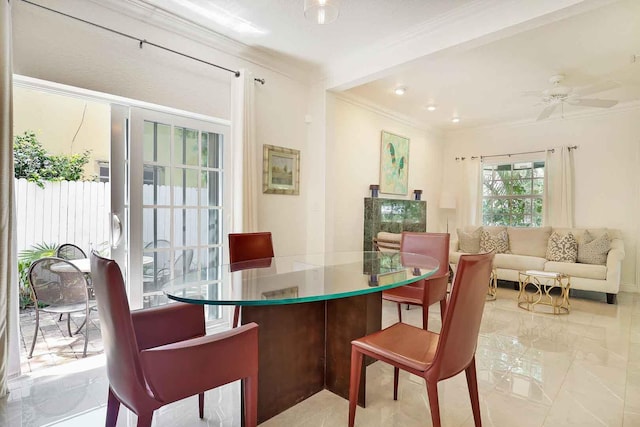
xmin=21 ymin=0 xmax=242 ymax=77
xmin=455 ymin=146 xmax=578 ymax=161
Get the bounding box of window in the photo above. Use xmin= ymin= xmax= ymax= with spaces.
xmin=96 ymin=161 xmax=164 ymax=185
xmin=482 ymin=161 xmax=544 ymax=227
xmin=97 ymin=161 xmax=109 ymax=183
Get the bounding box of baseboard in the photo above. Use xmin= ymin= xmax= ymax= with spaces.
xmin=620 ymin=283 xmax=638 ymax=293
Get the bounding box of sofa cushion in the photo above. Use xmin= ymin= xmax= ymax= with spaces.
xmin=546 ymin=232 xmax=577 ymax=263
xmin=578 ymin=230 xmax=610 ymax=265
xmin=494 ymin=253 xmax=546 ymax=271
xmin=508 ymin=226 xmax=551 ymax=257
xmin=544 ymin=261 xmax=606 ymax=280
xmin=457 ymin=227 xmax=481 ymax=253
xmin=480 ymin=228 xmax=509 ymax=254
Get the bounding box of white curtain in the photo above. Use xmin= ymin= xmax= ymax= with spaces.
xmin=1 ymin=0 xmax=20 ymax=395
xmin=231 ymin=69 xmax=258 ymax=232
xmin=543 ymin=146 xmax=575 ymax=227
xmin=458 ymin=159 xmax=482 ymax=227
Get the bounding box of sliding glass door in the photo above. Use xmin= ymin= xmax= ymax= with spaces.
xmin=117 ymin=108 xmax=231 ymax=320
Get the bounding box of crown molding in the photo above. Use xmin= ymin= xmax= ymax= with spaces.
xmin=83 ymin=0 xmax=316 ymax=83
xmin=323 ymin=0 xmax=618 ymax=91
xmin=333 ymin=92 xmax=443 ymax=137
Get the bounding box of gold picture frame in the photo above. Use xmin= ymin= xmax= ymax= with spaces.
xmin=263 ymin=144 xmax=300 ymax=195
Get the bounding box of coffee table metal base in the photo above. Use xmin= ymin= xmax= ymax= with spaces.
xmin=518 ymin=271 xmax=571 ymax=315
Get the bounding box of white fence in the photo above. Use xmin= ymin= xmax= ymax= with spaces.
xmin=14 ymin=179 xmax=217 ymax=255
xmin=14 ymin=178 xmax=111 ymax=255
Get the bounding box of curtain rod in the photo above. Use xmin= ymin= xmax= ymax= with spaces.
xmin=22 ymin=0 xmax=243 ymax=78
xmin=455 ymin=145 xmax=578 ymax=161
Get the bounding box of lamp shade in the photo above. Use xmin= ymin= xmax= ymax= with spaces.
xmin=439 ymin=192 xmax=457 ymax=209
xmin=304 ymin=0 xmax=340 ymax=25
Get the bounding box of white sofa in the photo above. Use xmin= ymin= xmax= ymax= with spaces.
xmin=450 ymin=226 xmax=625 ymax=304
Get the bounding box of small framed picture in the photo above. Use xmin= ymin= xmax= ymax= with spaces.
xmin=263 ymin=144 xmax=300 ymax=195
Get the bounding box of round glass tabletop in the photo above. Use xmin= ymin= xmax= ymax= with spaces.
xmin=163 ymin=251 xmax=439 ymax=306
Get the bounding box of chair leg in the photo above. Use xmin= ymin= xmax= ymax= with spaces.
xmin=233 ymin=306 xmax=241 ymax=328
xmin=396 ymin=303 xmax=402 ymax=323
xmin=67 ymin=312 xmax=72 ymax=337
xmin=198 ymin=392 xmax=204 ymax=419
xmin=28 ymin=308 xmax=40 ymax=359
xmin=106 ymin=387 xmax=121 ymax=427
xmin=393 ymin=367 xmax=399 ymax=400
xmin=426 ymin=380 xmax=441 ymax=427
xmin=348 ymin=348 xmax=364 ymax=427
xmin=465 ymin=357 xmax=482 ymax=427
xmin=439 ymin=298 xmax=447 ymax=322
xmin=422 ymin=304 xmax=429 ymax=331
xmin=244 ymin=374 xmax=258 ymax=427
xmin=58 ymin=313 xmax=63 ymax=322
xmin=136 ymin=412 xmax=153 ymax=427
xmin=82 ymin=305 xmax=90 ymax=357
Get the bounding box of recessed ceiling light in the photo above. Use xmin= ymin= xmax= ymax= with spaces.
xmin=426 ymin=105 xmax=437 ymax=112
xmin=394 ymin=87 xmax=406 ymax=96
xmin=304 ymin=0 xmax=340 ymax=25
xmin=451 ymin=116 xmax=460 ymax=123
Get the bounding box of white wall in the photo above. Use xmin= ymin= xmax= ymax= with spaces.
xmin=11 ymin=0 xmax=312 ymax=256
xmin=443 ymin=107 xmax=640 ymax=288
xmin=327 ymin=95 xmax=446 ymax=252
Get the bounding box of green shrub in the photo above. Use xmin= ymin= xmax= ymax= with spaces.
xmin=13 ymin=131 xmax=91 ymax=188
xmin=18 ymin=242 xmax=59 ymax=309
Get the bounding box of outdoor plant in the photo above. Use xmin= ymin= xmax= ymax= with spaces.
xmin=13 ymin=131 xmax=91 ymax=188
xmin=18 ymin=242 xmax=59 ymax=309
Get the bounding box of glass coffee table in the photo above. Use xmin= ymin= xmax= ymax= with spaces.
xmin=517 ymin=270 xmax=571 ymax=314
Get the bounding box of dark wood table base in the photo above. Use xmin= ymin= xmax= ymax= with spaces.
xmin=242 ymin=292 xmax=382 ymax=424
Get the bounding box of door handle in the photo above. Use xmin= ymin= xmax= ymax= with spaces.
xmin=111 ymin=212 xmax=123 ymax=248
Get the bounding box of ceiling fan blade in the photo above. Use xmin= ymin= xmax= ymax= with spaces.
xmin=569 ymin=98 xmax=618 ymax=108
xmin=537 ymin=104 xmax=558 ymax=121
xmin=573 ymin=80 xmax=620 ymax=97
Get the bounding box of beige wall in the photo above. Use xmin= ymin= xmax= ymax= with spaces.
xmin=13 ymin=86 xmax=110 ymax=179
xmin=326 ymin=95 xmax=446 ymax=252
xmin=12 ymin=0 xmax=311 ymax=256
xmin=443 ymin=107 xmax=640 ymax=288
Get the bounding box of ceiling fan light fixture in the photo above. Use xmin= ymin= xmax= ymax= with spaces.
xmin=304 ymin=0 xmax=340 ymax=25
xmin=394 ymin=86 xmax=406 ymax=96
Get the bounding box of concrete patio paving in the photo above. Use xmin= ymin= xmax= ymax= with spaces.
xmin=18 ymin=307 xmax=104 ymax=374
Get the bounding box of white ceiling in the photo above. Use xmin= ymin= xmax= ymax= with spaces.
xmin=137 ymin=0 xmax=640 ymax=130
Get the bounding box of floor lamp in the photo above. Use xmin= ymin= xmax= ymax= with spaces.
xmin=439 ymin=192 xmax=457 ymax=284
xmin=439 ymin=192 xmax=457 ymax=233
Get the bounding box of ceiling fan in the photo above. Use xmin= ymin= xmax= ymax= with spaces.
xmin=530 ymin=74 xmax=620 ymax=121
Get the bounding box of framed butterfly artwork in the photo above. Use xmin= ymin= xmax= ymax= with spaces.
xmin=379 ymin=130 xmax=409 ymax=195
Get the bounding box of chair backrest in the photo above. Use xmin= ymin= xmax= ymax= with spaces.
xmin=400 ymin=232 xmax=450 ymax=276
xmin=90 ymin=253 xmax=151 ymax=405
xmin=174 ymin=249 xmax=194 ymax=277
xmin=144 ymin=239 xmax=172 ymax=274
xmin=28 ymin=257 xmax=89 ymax=307
xmin=432 ymin=252 xmax=494 ymax=379
xmin=57 ymin=244 xmax=87 ymax=260
xmin=229 ymin=232 xmax=274 ymax=264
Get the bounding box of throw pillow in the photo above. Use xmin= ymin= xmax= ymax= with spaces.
xmin=577 ymin=230 xmax=610 ymax=265
xmin=457 ymin=227 xmax=482 ymax=253
xmin=480 ymin=229 xmax=509 ymax=254
xmin=546 ymin=232 xmax=577 ymax=263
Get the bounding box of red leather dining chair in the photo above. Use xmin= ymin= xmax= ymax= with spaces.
xmin=90 ymin=253 xmax=259 ymax=427
xmin=228 ymin=232 xmax=275 ymax=327
xmin=349 ymin=252 xmax=494 ymax=427
xmin=382 ymin=232 xmax=450 ymax=331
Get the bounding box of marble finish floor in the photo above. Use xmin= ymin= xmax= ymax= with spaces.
xmin=3 ymin=287 xmax=640 ymax=426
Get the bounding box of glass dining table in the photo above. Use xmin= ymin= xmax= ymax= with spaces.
xmin=164 ymin=251 xmax=438 ymax=424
